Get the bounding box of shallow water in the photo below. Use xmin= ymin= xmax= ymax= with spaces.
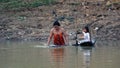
xmin=0 ymin=41 xmax=120 ymax=68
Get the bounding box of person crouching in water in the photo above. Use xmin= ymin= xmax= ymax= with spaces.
xmin=47 ymin=21 xmax=68 ymax=46
xmin=78 ymin=26 xmax=91 ymax=45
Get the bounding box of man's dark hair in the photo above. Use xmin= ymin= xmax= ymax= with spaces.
xmin=53 ymin=20 xmax=60 ymax=26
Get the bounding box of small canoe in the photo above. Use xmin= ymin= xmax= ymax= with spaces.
xmin=80 ymin=41 xmax=94 ymax=47
xmin=72 ymin=39 xmax=96 ymax=47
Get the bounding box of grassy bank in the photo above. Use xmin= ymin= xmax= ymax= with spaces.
xmin=0 ymin=0 xmax=56 ymax=11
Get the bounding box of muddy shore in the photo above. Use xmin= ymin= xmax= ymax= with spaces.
xmin=0 ymin=1 xmax=120 ymax=42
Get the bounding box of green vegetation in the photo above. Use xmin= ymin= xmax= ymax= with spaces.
xmin=0 ymin=0 xmax=56 ymax=11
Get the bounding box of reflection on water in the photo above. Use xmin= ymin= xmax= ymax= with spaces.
xmin=0 ymin=41 xmax=120 ymax=68
xmin=51 ymin=47 xmax=64 ymax=62
xmin=81 ymin=47 xmax=93 ymax=68
xmin=50 ymin=47 xmax=65 ymax=68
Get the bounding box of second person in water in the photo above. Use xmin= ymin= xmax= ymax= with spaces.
xmin=78 ymin=26 xmax=91 ymax=44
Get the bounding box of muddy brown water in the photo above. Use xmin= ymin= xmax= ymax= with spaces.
xmin=0 ymin=40 xmax=120 ymax=68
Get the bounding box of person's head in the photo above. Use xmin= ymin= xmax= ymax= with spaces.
xmin=82 ymin=26 xmax=89 ymax=33
xmin=53 ymin=20 xmax=60 ymax=30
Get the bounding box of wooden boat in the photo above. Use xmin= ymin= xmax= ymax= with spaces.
xmin=72 ymin=39 xmax=96 ymax=47
xmin=80 ymin=41 xmax=94 ymax=47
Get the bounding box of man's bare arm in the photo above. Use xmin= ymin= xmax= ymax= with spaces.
xmin=62 ymin=28 xmax=69 ymax=45
xmin=47 ymin=29 xmax=53 ymax=46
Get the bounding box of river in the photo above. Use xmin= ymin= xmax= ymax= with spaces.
xmin=0 ymin=40 xmax=120 ymax=68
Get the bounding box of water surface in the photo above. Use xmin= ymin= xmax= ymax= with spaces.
xmin=0 ymin=41 xmax=120 ymax=68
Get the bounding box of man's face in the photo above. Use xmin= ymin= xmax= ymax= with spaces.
xmin=54 ymin=25 xmax=59 ymax=30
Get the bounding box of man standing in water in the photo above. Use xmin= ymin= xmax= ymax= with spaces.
xmin=47 ymin=21 xmax=68 ymax=46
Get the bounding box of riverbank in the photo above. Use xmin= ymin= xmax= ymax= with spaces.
xmin=0 ymin=0 xmax=120 ymax=41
